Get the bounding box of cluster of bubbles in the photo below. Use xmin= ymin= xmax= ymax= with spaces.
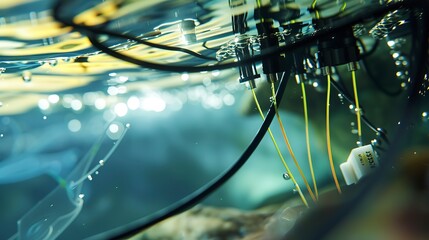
xmin=387 ymin=39 xmax=410 ymax=89
xmin=418 ymin=73 xmax=429 ymax=96
xmin=216 ymin=34 xmax=259 ymax=61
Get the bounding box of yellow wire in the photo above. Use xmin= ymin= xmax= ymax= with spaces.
xmin=351 ymin=70 xmax=362 ymax=144
xmin=311 ymin=0 xmax=320 ymax=19
xmin=256 ymin=0 xmax=265 ymax=23
xmin=300 ymin=82 xmax=319 ymax=199
xmin=340 ymin=2 xmax=347 ymax=12
xmin=251 ymin=88 xmax=309 ymax=207
xmin=312 ymin=0 xmax=346 ymax=19
xmin=326 ymin=74 xmax=342 ymax=193
xmin=311 ymin=0 xmax=318 ymax=9
xmin=270 ymin=83 xmax=316 ymax=203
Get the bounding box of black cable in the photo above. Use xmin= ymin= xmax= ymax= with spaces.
xmin=310 ymin=0 xmax=364 ymax=19
xmin=202 ymin=41 xmax=221 ymax=51
xmin=357 ymin=38 xmax=380 ymax=58
xmin=52 ymin=0 xmax=217 ymax=62
xmin=85 ymin=68 xmax=292 ymax=239
xmin=330 ymin=79 xmax=390 ymax=144
xmin=361 ymin=55 xmax=404 ymax=96
xmin=87 ymin=34 xmax=219 ymax=72
xmin=53 ymin=0 xmax=422 ymax=73
xmin=332 ymin=67 xmax=353 ymax=97
xmin=356 ymin=37 xmax=404 ymax=96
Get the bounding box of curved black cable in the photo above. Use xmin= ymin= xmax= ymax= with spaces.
xmin=52 ymin=0 xmax=217 ymax=62
xmin=357 ymin=38 xmax=380 ymax=58
xmin=356 ymin=37 xmax=404 ymax=96
xmin=202 ymin=41 xmax=221 ymax=51
xmin=361 ymin=55 xmax=404 ymax=96
xmin=87 ymin=34 xmax=221 ymax=72
xmin=330 ymin=79 xmax=390 ymax=144
xmin=53 ymin=0 xmax=421 ymax=73
xmin=85 ymin=68 xmax=292 ymax=239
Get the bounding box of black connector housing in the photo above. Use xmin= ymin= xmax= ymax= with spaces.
xmin=235 ymin=45 xmax=260 ymax=84
xmin=283 ymin=22 xmax=311 ymax=75
xmin=316 ymin=19 xmax=360 ymax=67
xmin=256 ymin=21 xmax=285 ymax=76
xmin=230 ymin=0 xmax=248 ymax=34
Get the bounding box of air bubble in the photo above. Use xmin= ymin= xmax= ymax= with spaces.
xmin=125 ymin=123 xmax=131 ymax=128
xmin=338 ymin=94 xmax=344 ymax=104
xmin=107 ymin=122 xmax=125 ymax=140
xmin=78 ymin=194 xmax=85 ymax=199
xmin=122 ymin=44 xmax=130 ymax=50
xmin=43 ymin=116 xmax=47 ymax=120
xmin=351 ymin=122 xmax=358 ymax=134
xmin=99 ymin=160 xmax=105 ymax=166
xmin=422 ymin=112 xmax=428 ymax=122
xmin=95 ymin=171 xmax=99 ymax=175
xmin=312 ymin=82 xmax=319 ymax=88
xmin=283 ymin=173 xmax=291 ymax=180
xmin=22 ymin=70 xmax=32 ymax=82
xmin=0 ymin=134 xmax=3 ymax=138
xmin=181 ymin=73 xmax=189 ymax=81
xmin=355 ymin=107 xmax=362 ymax=114
xmin=371 ymin=139 xmax=379 ymax=146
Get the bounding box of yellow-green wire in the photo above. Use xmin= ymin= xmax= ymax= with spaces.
xmin=270 ymin=83 xmax=316 ymax=203
xmin=340 ymin=2 xmax=347 ymax=12
xmin=311 ymin=0 xmax=320 ymax=19
xmin=312 ymin=0 xmax=346 ymax=18
xmin=256 ymin=0 xmax=265 ymax=23
xmin=311 ymin=0 xmax=318 ymax=9
xmin=251 ymin=88 xmax=309 ymax=207
xmin=326 ymin=74 xmax=342 ymax=194
xmin=300 ymin=82 xmax=318 ymax=199
xmin=351 ymin=70 xmax=362 ymax=145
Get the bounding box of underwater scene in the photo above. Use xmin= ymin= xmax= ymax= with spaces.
xmin=0 ymin=0 xmax=428 ymax=239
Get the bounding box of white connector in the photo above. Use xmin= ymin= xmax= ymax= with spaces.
xmin=340 ymin=144 xmax=379 ymax=185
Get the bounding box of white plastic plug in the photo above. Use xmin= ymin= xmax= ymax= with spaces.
xmin=340 ymin=144 xmax=379 ymax=185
